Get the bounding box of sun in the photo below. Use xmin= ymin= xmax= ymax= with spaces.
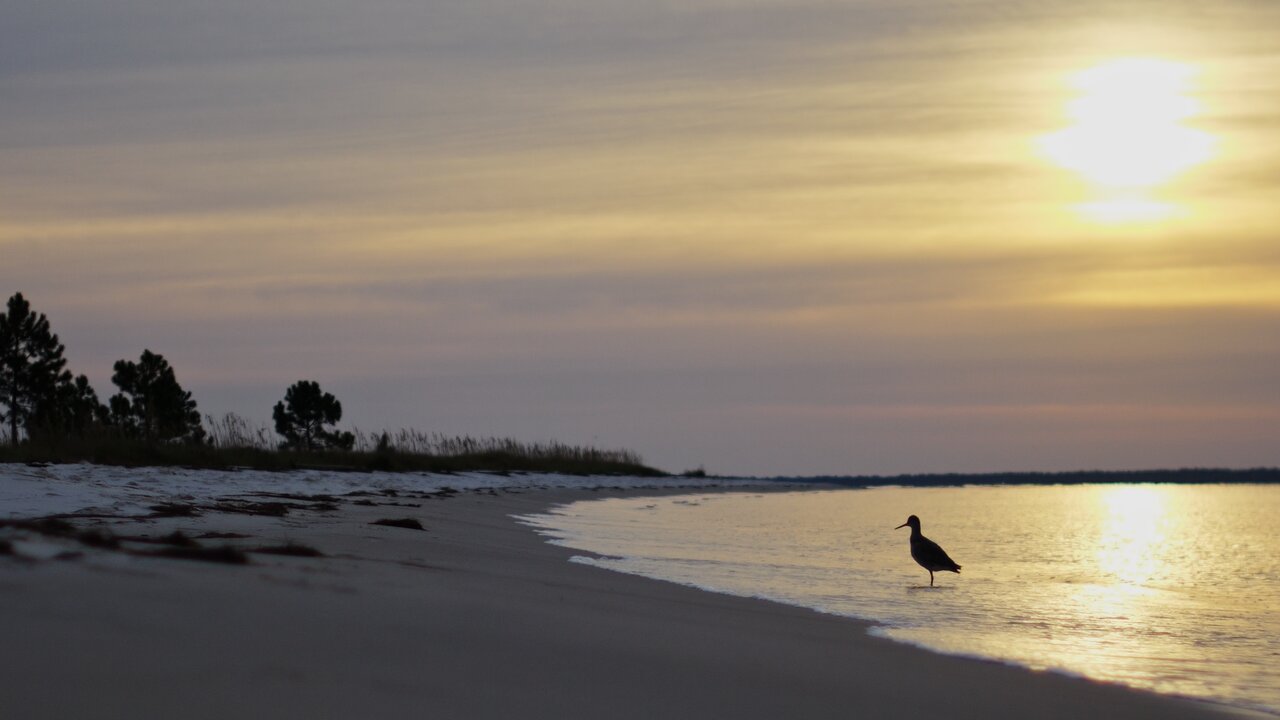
xmin=1039 ymin=59 xmax=1216 ymax=220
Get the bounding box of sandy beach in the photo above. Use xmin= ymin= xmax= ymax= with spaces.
xmin=0 ymin=479 xmax=1246 ymax=720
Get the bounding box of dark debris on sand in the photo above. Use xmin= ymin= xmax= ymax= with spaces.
xmin=0 ymin=518 xmax=76 ymax=536
xmin=147 ymin=545 xmax=249 ymax=565
xmin=76 ymin=529 xmax=121 ymax=549
xmin=148 ymin=503 xmax=200 ymax=518
xmin=247 ymin=491 xmax=340 ymax=503
xmin=119 ymin=531 xmax=199 ymax=548
xmin=1 ymin=514 xmax=250 ymax=565
xmin=250 ymin=542 xmax=324 ymax=558
xmin=211 ymin=501 xmax=293 ymax=517
xmin=371 ymin=517 xmax=425 ymax=531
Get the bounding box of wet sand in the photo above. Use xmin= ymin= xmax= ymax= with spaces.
xmin=0 ymin=486 xmax=1245 ymax=719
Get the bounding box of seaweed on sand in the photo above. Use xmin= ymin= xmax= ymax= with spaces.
xmin=211 ymin=501 xmax=292 ymax=517
xmin=76 ymin=530 xmax=121 ymax=549
xmin=371 ymin=518 xmax=424 ymax=531
xmin=148 ymin=503 xmax=200 ymax=518
xmin=250 ymin=542 xmax=324 ymax=557
xmin=148 ymin=545 xmax=249 ymax=564
xmin=122 ymin=531 xmax=199 ymax=548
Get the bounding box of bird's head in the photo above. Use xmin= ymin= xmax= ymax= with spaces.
xmin=895 ymin=515 xmax=920 ymax=530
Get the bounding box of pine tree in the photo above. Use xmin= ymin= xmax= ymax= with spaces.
xmin=273 ymin=380 xmax=354 ymax=451
xmin=109 ymin=349 xmax=205 ymax=443
xmin=31 ymin=373 xmax=109 ymax=441
xmin=0 ymin=293 xmax=69 ymax=445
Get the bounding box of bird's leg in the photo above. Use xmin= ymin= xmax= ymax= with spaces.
xmin=929 ymin=571 xmax=934 ymax=587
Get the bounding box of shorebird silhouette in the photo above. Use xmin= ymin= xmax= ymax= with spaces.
xmin=895 ymin=515 xmax=961 ymax=587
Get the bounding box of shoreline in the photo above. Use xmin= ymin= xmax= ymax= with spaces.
xmin=0 ymin=478 xmax=1253 ymax=719
xmin=521 ymin=488 xmax=1267 ymax=720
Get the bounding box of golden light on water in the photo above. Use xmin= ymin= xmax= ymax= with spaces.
xmin=1040 ymin=59 xmax=1217 ymax=222
xmin=551 ymin=485 xmax=1280 ymax=710
xmin=1063 ymin=486 xmax=1179 ymax=684
xmin=1096 ymin=485 xmax=1169 ymax=585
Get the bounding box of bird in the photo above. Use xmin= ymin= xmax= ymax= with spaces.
xmin=895 ymin=515 xmax=961 ymax=587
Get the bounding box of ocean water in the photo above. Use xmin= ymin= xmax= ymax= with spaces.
xmin=523 ymin=484 xmax=1280 ymax=716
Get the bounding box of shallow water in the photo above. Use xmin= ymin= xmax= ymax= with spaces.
xmin=524 ymin=484 xmax=1280 ymax=716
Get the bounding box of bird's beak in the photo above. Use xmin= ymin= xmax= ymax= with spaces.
xmin=894 ymin=522 xmax=907 ymax=529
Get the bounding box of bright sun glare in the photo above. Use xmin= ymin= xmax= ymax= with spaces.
xmin=1097 ymin=486 xmax=1168 ymax=586
xmin=1039 ymin=59 xmax=1216 ymax=222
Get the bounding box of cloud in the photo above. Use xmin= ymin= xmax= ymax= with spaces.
xmin=3 ymin=0 xmax=1279 ymax=473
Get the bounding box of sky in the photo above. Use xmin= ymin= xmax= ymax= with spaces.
xmin=4 ymin=0 xmax=1279 ymax=476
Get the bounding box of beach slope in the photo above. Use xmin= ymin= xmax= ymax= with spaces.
xmin=0 ymin=483 xmax=1241 ymax=719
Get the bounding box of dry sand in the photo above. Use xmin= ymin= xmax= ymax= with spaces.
xmin=0 ymin=485 xmax=1247 ymax=719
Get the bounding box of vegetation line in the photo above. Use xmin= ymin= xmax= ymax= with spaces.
xmin=0 ymin=292 xmax=660 ymax=476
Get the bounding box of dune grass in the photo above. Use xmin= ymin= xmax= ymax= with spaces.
xmin=0 ymin=413 xmax=664 ymax=476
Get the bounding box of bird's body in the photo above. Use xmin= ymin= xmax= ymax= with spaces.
xmin=895 ymin=515 xmax=961 ymax=587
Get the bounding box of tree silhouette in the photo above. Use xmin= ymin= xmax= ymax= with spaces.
xmin=109 ymin=349 xmax=205 ymax=443
xmin=0 ymin=293 xmax=69 ymax=445
xmin=273 ymin=380 xmax=354 ymax=451
xmin=31 ymin=373 xmax=109 ymax=441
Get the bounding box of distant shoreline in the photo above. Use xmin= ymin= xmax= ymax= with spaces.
xmin=769 ymin=467 xmax=1280 ymax=487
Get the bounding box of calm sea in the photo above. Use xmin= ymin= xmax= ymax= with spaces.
xmin=523 ymin=484 xmax=1280 ymax=716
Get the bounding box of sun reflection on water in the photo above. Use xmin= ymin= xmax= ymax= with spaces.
xmin=1097 ymin=485 xmax=1169 ymax=585
xmin=536 ymin=485 xmax=1280 ymax=714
